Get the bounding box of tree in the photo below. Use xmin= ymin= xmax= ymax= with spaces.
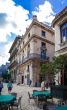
xmin=2 ymin=70 xmax=11 ymax=80
xmin=40 ymin=54 xmax=67 ymax=83
xmin=40 ymin=62 xmax=54 ymax=75
xmin=53 ymin=54 xmax=67 ymax=73
xmin=40 ymin=62 xmax=55 ymax=82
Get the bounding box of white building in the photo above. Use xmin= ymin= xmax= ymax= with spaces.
xmin=9 ymin=16 xmax=55 ymax=86
xmin=52 ymin=7 xmax=67 ymax=85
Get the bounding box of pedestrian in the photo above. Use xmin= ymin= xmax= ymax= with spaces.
xmin=0 ymin=81 xmax=3 ymax=95
xmin=29 ymin=79 xmax=32 ymax=86
xmin=41 ymin=80 xmax=45 ymax=90
xmin=7 ymin=81 xmax=13 ymax=93
xmin=45 ymin=81 xmax=49 ymax=89
xmin=43 ymin=103 xmax=48 ymax=110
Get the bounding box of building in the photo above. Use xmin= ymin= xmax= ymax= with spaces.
xmin=9 ymin=36 xmax=22 ymax=82
xmin=52 ymin=7 xmax=67 ymax=85
xmin=9 ymin=16 xmax=55 ymax=86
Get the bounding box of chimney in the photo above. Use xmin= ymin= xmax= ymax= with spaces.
xmin=33 ymin=15 xmax=37 ymax=21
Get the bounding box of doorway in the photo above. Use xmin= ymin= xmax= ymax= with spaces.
xmin=22 ymin=76 xmax=24 ymax=84
xmin=61 ymin=66 xmax=67 ymax=85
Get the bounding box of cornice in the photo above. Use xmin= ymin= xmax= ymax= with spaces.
xmin=34 ymin=34 xmax=55 ymax=45
xmin=52 ymin=7 xmax=67 ymax=27
xmin=18 ymin=34 xmax=54 ymax=54
xmin=9 ymin=36 xmax=22 ymax=53
xmin=23 ymin=20 xmax=54 ymax=40
xmin=55 ymin=47 xmax=67 ymax=54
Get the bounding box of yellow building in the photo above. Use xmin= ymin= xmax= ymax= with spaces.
xmin=9 ymin=16 xmax=55 ymax=86
xmin=52 ymin=7 xmax=67 ymax=85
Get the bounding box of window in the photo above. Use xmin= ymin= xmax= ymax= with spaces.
xmin=23 ymin=41 xmax=24 ymax=45
xmin=28 ymin=33 xmax=30 ymax=38
xmin=28 ymin=44 xmax=30 ymax=47
xmin=27 ymin=65 xmax=30 ymax=72
xmin=20 ymin=46 xmax=21 ymax=49
xmin=22 ymin=55 xmax=24 ymax=61
xmin=60 ymin=22 xmax=67 ymax=43
xmin=41 ymin=31 xmax=45 ymax=37
xmin=41 ymin=42 xmax=46 ymax=47
xmin=23 ymin=50 xmax=24 ymax=53
xmin=41 ymin=42 xmax=46 ymax=51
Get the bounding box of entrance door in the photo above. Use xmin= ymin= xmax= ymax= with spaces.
xmin=61 ymin=67 xmax=67 ymax=85
xmin=22 ymin=76 xmax=24 ymax=84
xmin=61 ymin=70 xmax=64 ymax=85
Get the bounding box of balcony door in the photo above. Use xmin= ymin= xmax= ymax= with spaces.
xmin=27 ymin=44 xmax=30 ymax=58
xmin=41 ymin=49 xmax=46 ymax=59
xmin=22 ymin=76 xmax=24 ymax=84
xmin=41 ymin=42 xmax=46 ymax=59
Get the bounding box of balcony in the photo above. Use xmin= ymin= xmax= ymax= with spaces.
xmin=40 ymin=46 xmax=47 ymax=51
xmin=9 ymin=48 xmax=18 ymax=61
xmin=18 ymin=53 xmax=49 ymax=65
xmin=60 ymin=40 xmax=67 ymax=48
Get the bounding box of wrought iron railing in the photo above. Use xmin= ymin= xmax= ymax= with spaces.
xmin=18 ymin=53 xmax=49 ymax=65
xmin=9 ymin=48 xmax=18 ymax=60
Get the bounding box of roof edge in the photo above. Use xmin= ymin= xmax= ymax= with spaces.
xmin=52 ymin=6 xmax=67 ymax=27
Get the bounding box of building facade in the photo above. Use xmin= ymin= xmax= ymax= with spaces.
xmin=52 ymin=7 xmax=67 ymax=85
xmin=9 ymin=36 xmax=21 ymax=82
xmin=9 ymin=16 xmax=55 ymax=86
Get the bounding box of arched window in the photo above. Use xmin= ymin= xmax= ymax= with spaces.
xmin=60 ymin=22 xmax=67 ymax=43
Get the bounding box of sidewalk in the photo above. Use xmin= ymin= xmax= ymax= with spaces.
xmin=1 ymin=83 xmax=57 ymax=110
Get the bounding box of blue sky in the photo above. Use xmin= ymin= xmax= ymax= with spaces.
xmin=13 ymin=0 xmax=67 ymax=14
xmin=0 ymin=0 xmax=67 ymax=65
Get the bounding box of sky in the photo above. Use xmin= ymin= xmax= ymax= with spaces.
xmin=0 ymin=0 xmax=67 ymax=66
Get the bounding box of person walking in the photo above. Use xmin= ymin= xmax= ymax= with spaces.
xmin=41 ymin=80 xmax=45 ymax=91
xmin=7 ymin=81 xmax=13 ymax=93
xmin=29 ymin=79 xmax=32 ymax=86
xmin=0 ymin=81 xmax=3 ymax=95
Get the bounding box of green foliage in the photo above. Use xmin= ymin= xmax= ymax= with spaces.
xmin=53 ymin=54 xmax=67 ymax=72
xmin=40 ymin=54 xmax=67 ymax=76
xmin=40 ymin=62 xmax=54 ymax=76
xmin=2 ymin=70 xmax=11 ymax=80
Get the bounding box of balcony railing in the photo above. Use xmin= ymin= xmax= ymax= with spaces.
xmin=40 ymin=47 xmax=47 ymax=51
xmin=18 ymin=53 xmax=49 ymax=65
xmin=9 ymin=48 xmax=18 ymax=61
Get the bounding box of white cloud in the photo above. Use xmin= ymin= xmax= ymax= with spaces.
xmin=0 ymin=0 xmax=55 ymax=66
xmin=0 ymin=0 xmax=32 ymax=42
xmin=0 ymin=0 xmax=32 ymax=65
xmin=32 ymin=0 xmax=55 ymax=23
xmin=0 ymin=42 xmax=13 ymax=65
